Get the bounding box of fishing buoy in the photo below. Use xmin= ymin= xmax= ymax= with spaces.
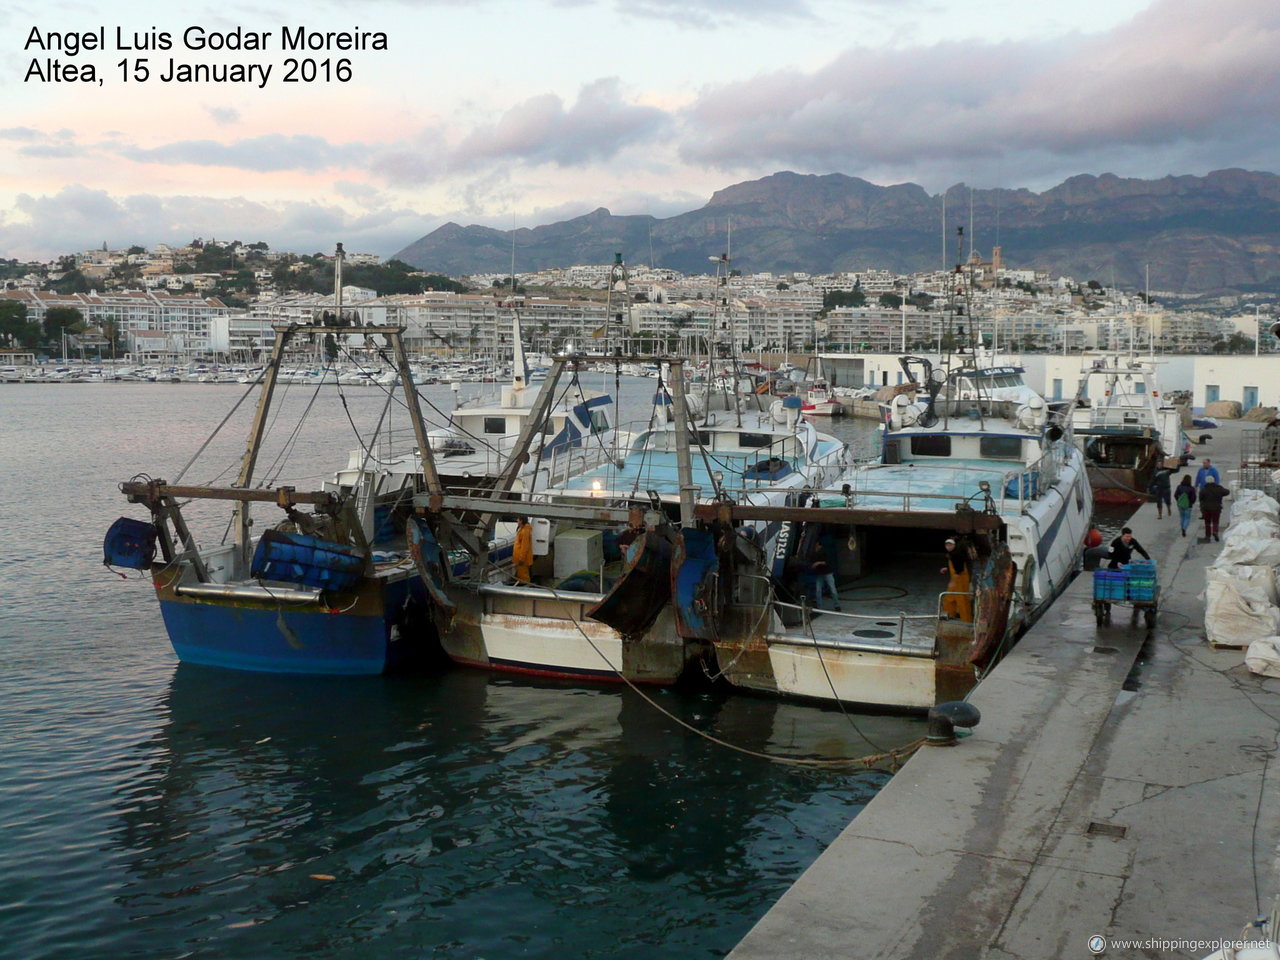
xmin=1085 ymin=528 xmax=1103 ymax=549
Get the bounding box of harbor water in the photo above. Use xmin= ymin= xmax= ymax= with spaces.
xmin=0 ymin=378 xmax=918 ymax=960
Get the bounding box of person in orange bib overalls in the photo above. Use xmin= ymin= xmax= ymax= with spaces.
xmin=940 ymin=537 xmax=973 ymax=622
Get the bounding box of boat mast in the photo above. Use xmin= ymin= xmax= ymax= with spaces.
xmin=667 ymin=357 xmax=697 ymax=525
xmin=385 ymin=326 xmax=444 ymax=503
xmin=233 ymin=323 xmax=293 ymax=567
xmin=605 ymin=253 xmax=636 ymax=352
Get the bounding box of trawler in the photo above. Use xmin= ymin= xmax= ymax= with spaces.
xmin=1071 ymin=353 xmax=1189 ymax=504
xmin=104 ymin=320 xmax=444 ymax=674
xmin=707 ymin=353 xmax=1093 ymax=711
xmin=412 ymin=356 xmax=851 ymax=685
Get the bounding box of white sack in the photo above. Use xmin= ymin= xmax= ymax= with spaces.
xmin=1245 ymin=637 xmax=1280 ymax=678
xmin=1203 ymin=565 xmax=1278 ymax=606
xmin=1204 ymin=582 xmax=1280 ymax=647
xmin=1212 ymin=524 xmax=1280 ymax=567
xmin=1228 ymin=489 xmax=1280 ymax=526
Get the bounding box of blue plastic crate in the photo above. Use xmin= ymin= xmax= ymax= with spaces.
xmin=1093 ymin=570 xmax=1128 ymax=600
xmin=1127 ymin=579 xmax=1158 ymax=602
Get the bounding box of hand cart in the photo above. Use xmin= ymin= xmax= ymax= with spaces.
xmin=1092 ymin=560 xmax=1159 ymax=628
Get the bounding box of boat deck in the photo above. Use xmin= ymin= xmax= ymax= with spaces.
xmin=777 ymin=554 xmax=945 ymax=651
xmin=560 ymin=451 xmax=806 ymax=496
xmin=834 ymin=459 xmax=1027 ymax=511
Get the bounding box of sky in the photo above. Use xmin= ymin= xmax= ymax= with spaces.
xmin=2 ymin=0 xmax=1278 ymax=261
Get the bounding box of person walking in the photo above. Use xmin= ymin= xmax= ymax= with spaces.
xmin=1195 ymin=458 xmax=1221 ymax=490
xmin=1173 ymin=474 xmax=1197 ymax=537
xmin=1148 ymin=465 xmax=1174 ymax=519
xmin=1107 ymin=527 xmax=1151 ymax=569
xmin=1199 ymin=479 xmax=1231 ymax=542
xmin=939 ymin=537 xmax=973 ymax=622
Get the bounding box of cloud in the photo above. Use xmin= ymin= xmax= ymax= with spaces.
xmin=623 ymin=0 xmax=817 ymax=26
xmin=205 ymin=106 xmax=241 ymax=126
xmin=0 ymin=185 xmax=433 ymax=261
xmin=451 ymin=78 xmax=670 ymax=170
xmin=121 ymin=134 xmax=363 ymax=172
xmin=0 ymin=127 xmax=39 ymax=141
xmin=18 ymin=144 xmax=88 ymax=159
xmin=676 ymin=0 xmax=1280 ymax=189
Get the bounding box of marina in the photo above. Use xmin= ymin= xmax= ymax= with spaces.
xmin=3 ymin=378 xmax=917 ymax=960
xmin=12 ymin=325 xmax=1280 ymax=960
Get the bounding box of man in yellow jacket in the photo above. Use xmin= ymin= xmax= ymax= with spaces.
xmin=513 ymin=516 xmax=533 ymax=583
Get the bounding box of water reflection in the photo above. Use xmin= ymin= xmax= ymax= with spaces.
xmin=111 ymin=666 xmax=921 ymax=958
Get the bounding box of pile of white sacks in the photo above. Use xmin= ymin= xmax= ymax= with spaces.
xmin=1201 ymin=488 xmax=1280 ymax=675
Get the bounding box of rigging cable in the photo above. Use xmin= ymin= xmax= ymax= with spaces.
xmin=260 ymin=360 xmax=331 ymax=489
xmin=172 ymin=367 xmax=264 ymax=484
xmin=532 ymin=578 xmax=922 ymax=770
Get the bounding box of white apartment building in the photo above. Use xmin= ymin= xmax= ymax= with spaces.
xmin=0 ymin=289 xmax=230 ymax=356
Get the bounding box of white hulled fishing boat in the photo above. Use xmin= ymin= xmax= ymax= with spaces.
xmin=709 ymin=352 xmax=1093 ymax=711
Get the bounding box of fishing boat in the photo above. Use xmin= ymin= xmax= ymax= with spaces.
xmin=414 ymin=357 xmax=851 ymax=686
xmin=103 ymin=319 xmax=450 ymax=675
xmin=947 ymin=347 xmax=1042 ymax=406
xmin=103 ymin=246 xmax=456 ymax=675
xmin=1071 ymin=353 xmax=1189 ymax=504
xmin=800 ymin=356 xmax=841 ymax=416
xmin=707 ymin=352 xmax=1093 ymax=711
xmin=334 ymin=311 xmax=616 ymax=498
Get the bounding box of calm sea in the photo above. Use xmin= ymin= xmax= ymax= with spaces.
xmin=0 ymin=377 xmax=917 ymax=960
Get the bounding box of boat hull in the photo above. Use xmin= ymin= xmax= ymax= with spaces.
xmin=1086 ymin=463 xmax=1148 ymax=505
xmin=439 ymin=587 xmax=691 ymax=684
xmin=155 ymin=571 xmax=434 ymax=675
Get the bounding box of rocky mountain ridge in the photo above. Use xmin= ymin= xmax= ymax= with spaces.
xmin=393 ymin=169 xmax=1280 ymax=295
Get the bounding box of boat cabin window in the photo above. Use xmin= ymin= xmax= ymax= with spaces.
xmin=738 ymin=432 xmax=773 ymax=448
xmin=589 ymin=410 xmax=609 ymax=434
xmin=910 ymin=435 xmax=951 ymax=457
xmin=979 ymin=436 xmax=1023 ymax=459
xmin=484 ymin=417 xmax=506 ymax=434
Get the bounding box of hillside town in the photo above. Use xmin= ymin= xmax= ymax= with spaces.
xmin=0 ymin=238 xmax=1275 ymax=368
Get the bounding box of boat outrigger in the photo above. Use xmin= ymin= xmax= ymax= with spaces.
xmin=104 ymin=318 xmax=451 ymax=675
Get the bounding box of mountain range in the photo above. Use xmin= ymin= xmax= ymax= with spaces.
xmin=392 ymin=169 xmax=1280 ymax=296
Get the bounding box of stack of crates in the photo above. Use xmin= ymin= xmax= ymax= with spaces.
xmin=1093 ymin=569 xmax=1128 ymax=601
xmin=1125 ymin=559 xmax=1158 ymax=602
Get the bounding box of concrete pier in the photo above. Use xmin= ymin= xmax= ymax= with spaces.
xmin=730 ymin=420 xmax=1280 ymax=959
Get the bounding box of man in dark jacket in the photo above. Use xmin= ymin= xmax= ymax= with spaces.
xmin=1199 ymin=480 xmax=1231 ymax=542
xmin=1107 ymin=527 xmax=1151 ymax=569
xmin=1148 ymin=466 xmax=1175 ymax=519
